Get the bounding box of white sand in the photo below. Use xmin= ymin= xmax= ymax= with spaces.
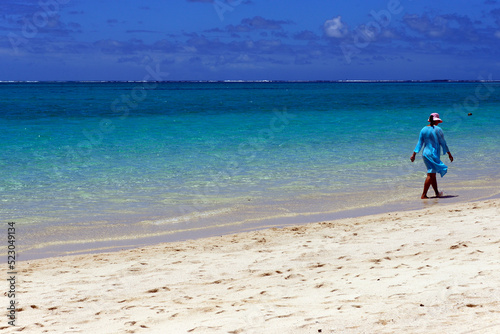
xmin=2 ymin=199 xmax=500 ymax=333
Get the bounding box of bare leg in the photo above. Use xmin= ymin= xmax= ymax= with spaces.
xmin=430 ymin=173 xmax=439 ymax=196
xmin=421 ymin=173 xmax=433 ymax=199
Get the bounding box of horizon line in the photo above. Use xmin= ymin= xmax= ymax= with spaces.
xmin=1 ymin=79 xmax=499 ymax=83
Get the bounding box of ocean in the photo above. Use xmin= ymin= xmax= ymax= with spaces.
xmin=1 ymin=81 xmax=499 ymax=259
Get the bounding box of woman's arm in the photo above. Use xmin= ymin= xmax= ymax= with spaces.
xmin=436 ymin=127 xmax=450 ymax=154
xmin=413 ymin=128 xmax=425 ymax=154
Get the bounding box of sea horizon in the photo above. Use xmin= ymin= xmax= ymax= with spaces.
xmin=1 ymin=79 xmax=499 ymax=83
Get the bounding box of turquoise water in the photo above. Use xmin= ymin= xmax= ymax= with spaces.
xmin=1 ymin=82 xmax=499 ymax=259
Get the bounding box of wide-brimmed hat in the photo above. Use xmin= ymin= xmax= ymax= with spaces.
xmin=429 ymin=112 xmax=442 ymax=123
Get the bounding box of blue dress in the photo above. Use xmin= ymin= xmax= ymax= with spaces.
xmin=414 ymin=125 xmax=450 ymax=177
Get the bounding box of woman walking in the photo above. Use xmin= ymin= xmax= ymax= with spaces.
xmin=410 ymin=113 xmax=454 ymax=199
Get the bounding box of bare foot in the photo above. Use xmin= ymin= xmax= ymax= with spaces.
xmin=436 ymin=191 xmax=444 ymax=198
xmin=421 ymin=195 xmax=429 ymax=199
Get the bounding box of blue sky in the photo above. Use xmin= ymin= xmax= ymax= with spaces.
xmin=1 ymin=0 xmax=499 ymax=81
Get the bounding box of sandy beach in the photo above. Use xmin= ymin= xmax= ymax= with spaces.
xmin=3 ymin=198 xmax=500 ymax=333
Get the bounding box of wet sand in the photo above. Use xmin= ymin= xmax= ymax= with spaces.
xmin=3 ymin=199 xmax=500 ymax=333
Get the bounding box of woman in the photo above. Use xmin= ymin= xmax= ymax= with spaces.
xmin=410 ymin=113 xmax=454 ymax=199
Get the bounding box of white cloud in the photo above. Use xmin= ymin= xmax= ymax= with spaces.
xmin=324 ymin=16 xmax=348 ymax=38
xmin=382 ymin=30 xmax=397 ymax=39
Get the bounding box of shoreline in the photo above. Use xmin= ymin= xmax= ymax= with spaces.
xmin=4 ymin=198 xmax=500 ymax=333
xmin=16 ymin=181 xmax=500 ymax=261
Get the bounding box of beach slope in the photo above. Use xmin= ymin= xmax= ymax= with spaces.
xmin=3 ymin=199 xmax=500 ymax=333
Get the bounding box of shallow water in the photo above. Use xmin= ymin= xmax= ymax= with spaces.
xmin=1 ymin=82 xmax=499 ymax=259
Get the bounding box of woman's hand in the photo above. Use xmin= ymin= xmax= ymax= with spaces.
xmin=448 ymin=152 xmax=454 ymax=162
xmin=410 ymin=152 xmax=416 ymax=162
